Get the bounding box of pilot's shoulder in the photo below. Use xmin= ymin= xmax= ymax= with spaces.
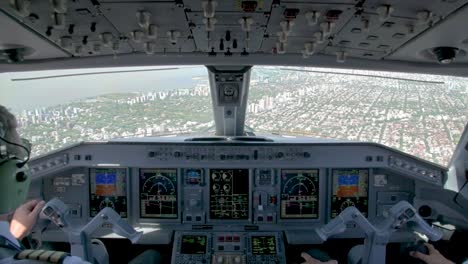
xmin=0 ymin=249 xmax=91 ymax=264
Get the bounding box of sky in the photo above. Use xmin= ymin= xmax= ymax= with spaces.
xmin=0 ymin=66 xmax=207 ymax=112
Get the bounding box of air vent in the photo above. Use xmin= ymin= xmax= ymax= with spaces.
xmin=230 ymin=136 xmax=274 ymax=142
xmin=184 ymin=137 xmax=227 ymax=142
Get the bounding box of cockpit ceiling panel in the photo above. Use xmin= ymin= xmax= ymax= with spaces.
xmin=1 ymin=0 xmax=468 ymax=63
xmin=0 ymin=11 xmax=70 ymax=60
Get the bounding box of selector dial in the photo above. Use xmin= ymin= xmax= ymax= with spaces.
xmin=99 ymin=198 xmax=115 ymax=210
xmin=340 ymin=199 xmax=356 ymax=211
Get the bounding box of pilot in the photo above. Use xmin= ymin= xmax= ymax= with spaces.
xmin=0 ymin=105 xmax=160 ymax=264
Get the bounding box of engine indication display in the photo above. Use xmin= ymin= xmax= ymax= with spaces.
xmin=209 ymin=169 xmax=249 ymax=220
xmin=140 ymin=169 xmax=178 ymax=218
xmin=180 ymin=235 xmax=207 ymax=254
xmin=89 ymin=168 xmax=127 ymax=217
xmin=331 ymin=169 xmax=369 ymax=218
xmin=280 ymin=169 xmax=320 ymax=219
xmin=251 ymin=236 xmax=277 ymax=255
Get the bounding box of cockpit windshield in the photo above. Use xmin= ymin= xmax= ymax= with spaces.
xmin=1 ymin=66 xmax=466 ymax=166
xmin=247 ymin=67 xmax=468 ymax=166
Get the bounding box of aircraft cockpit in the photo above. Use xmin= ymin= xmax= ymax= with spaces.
xmin=1 ymin=0 xmax=468 ymax=264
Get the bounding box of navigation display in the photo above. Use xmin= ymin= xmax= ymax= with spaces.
xmin=331 ymin=169 xmax=369 ymax=218
xmin=89 ymin=168 xmax=127 ymax=217
xmin=209 ymin=169 xmax=249 ymax=220
xmin=251 ymin=236 xmax=277 ymax=255
xmin=280 ymin=169 xmax=320 ymax=219
xmin=180 ymin=235 xmax=207 ymax=254
xmin=140 ymin=169 xmax=178 ymax=218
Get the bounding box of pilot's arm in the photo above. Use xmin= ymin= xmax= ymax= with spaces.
xmin=300 ymin=252 xmax=338 ymax=264
xmin=410 ymin=243 xmax=455 ymax=264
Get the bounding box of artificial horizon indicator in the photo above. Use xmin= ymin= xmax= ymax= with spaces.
xmin=89 ymin=168 xmax=127 ymax=217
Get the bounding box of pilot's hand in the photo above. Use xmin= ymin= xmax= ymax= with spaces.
xmin=10 ymin=200 xmax=45 ymax=240
xmin=410 ymin=243 xmax=455 ymax=264
xmin=301 ymin=252 xmax=338 ymax=264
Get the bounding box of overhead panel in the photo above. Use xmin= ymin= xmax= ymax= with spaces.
xmin=185 ymin=0 xmax=272 ymax=54
xmin=261 ymin=1 xmax=356 ymax=57
xmin=1 ymin=0 xmax=468 ymax=64
xmin=99 ymin=1 xmax=194 ymax=54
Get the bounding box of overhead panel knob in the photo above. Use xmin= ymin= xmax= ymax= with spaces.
xmin=51 ymin=0 xmax=67 ymax=14
xmin=305 ymin=11 xmax=320 ymax=26
xmin=100 ymin=32 xmax=113 ymax=47
xmin=376 ymin=5 xmax=394 ymax=22
xmin=136 ymin=10 xmax=151 ymax=28
xmin=51 ymin=12 xmax=66 ymax=29
xmin=147 ymin=24 xmax=158 ymax=39
xmin=10 ymin=0 xmax=31 ymax=17
xmin=202 ymin=0 xmax=217 ymax=18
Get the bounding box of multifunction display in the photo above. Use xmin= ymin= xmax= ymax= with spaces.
xmin=209 ymin=169 xmax=249 ymax=220
xmin=140 ymin=169 xmax=178 ymax=218
xmin=331 ymin=169 xmax=369 ymax=218
xmin=89 ymin=168 xmax=127 ymax=217
xmin=180 ymin=235 xmax=207 ymax=254
xmin=280 ymin=169 xmax=320 ymax=219
xmin=251 ymin=236 xmax=277 ymax=255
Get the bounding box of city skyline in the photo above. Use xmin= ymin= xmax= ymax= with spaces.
xmin=6 ymin=67 xmax=467 ymax=166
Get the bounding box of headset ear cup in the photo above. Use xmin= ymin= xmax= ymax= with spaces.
xmin=0 ymin=159 xmax=31 ymax=214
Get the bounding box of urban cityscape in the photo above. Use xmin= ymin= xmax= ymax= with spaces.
xmin=10 ymin=66 xmax=468 ymax=166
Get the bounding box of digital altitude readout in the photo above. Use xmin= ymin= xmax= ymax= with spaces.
xmin=280 ymin=169 xmax=320 ymax=219
xmin=140 ymin=169 xmax=178 ymax=218
xmin=180 ymin=235 xmax=207 ymax=255
xmin=331 ymin=169 xmax=369 ymax=218
xmin=209 ymin=169 xmax=249 ymax=220
xmin=251 ymin=236 xmax=277 ymax=255
xmin=89 ymin=168 xmax=127 ymax=217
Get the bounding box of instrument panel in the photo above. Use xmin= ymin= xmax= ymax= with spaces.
xmin=35 ymin=139 xmax=446 ymax=245
xmin=89 ymin=168 xmax=128 ymax=217
xmin=280 ymin=169 xmax=320 ymax=219
xmin=140 ymin=169 xmax=178 ymax=219
xmin=209 ymin=169 xmax=249 ymax=220
xmin=331 ymin=169 xmax=369 ymax=218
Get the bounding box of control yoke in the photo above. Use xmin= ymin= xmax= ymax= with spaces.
xmin=41 ymin=198 xmax=143 ymax=264
xmin=316 ymin=201 xmax=442 ymax=264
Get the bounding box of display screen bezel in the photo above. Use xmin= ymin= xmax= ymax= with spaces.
xmin=208 ymin=168 xmax=251 ymax=221
xmin=330 ymin=168 xmax=370 ymax=218
xmin=180 ymin=235 xmax=208 ymax=255
xmin=279 ymin=169 xmax=320 ymax=219
xmin=251 ymin=235 xmax=277 ymax=255
xmin=89 ymin=167 xmax=128 ymax=218
xmin=139 ymin=168 xmax=179 ymax=219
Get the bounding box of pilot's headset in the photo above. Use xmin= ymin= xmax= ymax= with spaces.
xmin=0 ymin=116 xmax=31 ymax=215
